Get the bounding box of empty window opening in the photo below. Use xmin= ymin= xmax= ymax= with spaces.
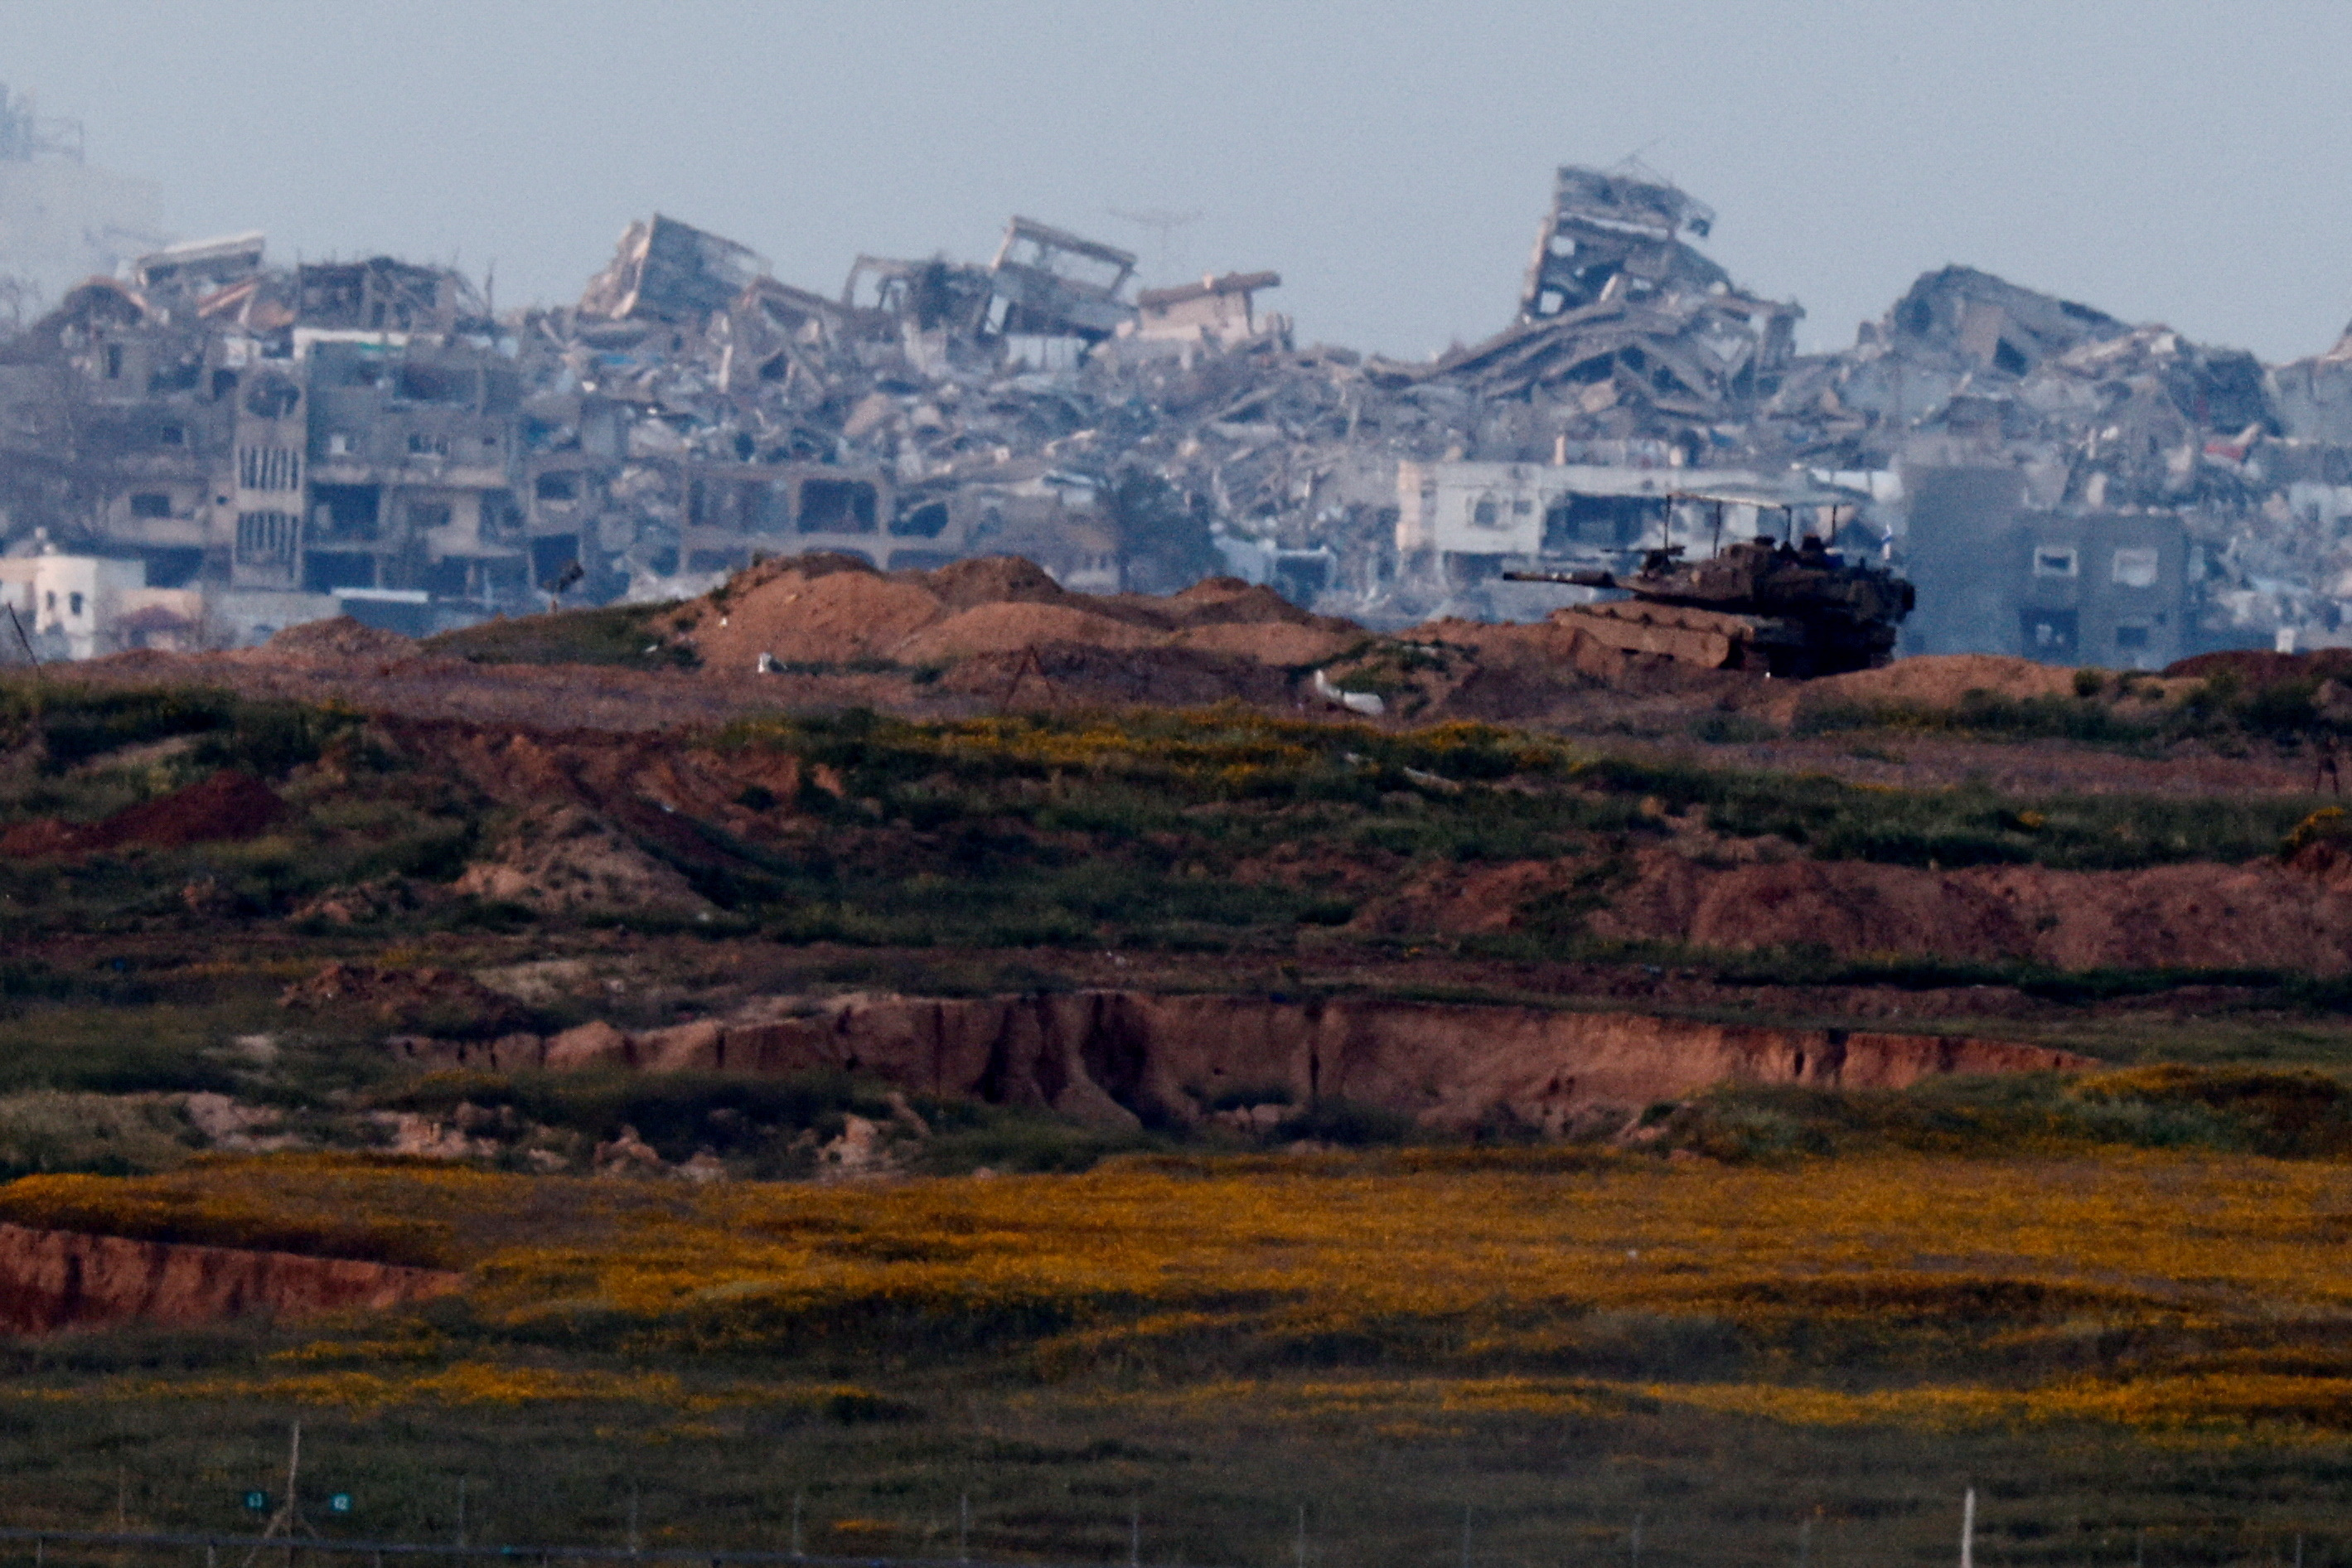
xmin=798 ymin=478 xmax=878 ymax=533
xmin=535 ymin=472 xmax=578 ymax=502
xmin=892 ymin=501 xmax=951 ymax=539
xmin=2033 ymin=545 xmax=2079 ymax=578
xmin=395 ymin=364 xmax=469 ymax=404
xmin=312 ymin=485 xmax=381 ymax=542
xmin=67 ymin=592 xmax=83 ymax=618
xmin=128 ymin=493 xmax=172 ymax=519
xmin=2110 ymin=548 xmax=2160 ymax=588
xmin=741 ymin=482 xmax=788 ymax=533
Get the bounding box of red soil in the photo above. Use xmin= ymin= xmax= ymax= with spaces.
xmin=0 ymin=770 xmax=286 ymax=859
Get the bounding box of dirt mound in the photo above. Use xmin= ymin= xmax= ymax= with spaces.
xmin=1170 ymin=620 xmax=1359 ymax=667
xmin=2167 ymin=648 xmax=2352 ymax=685
xmin=0 ymin=770 xmax=285 ymax=859
xmin=453 ymin=803 xmax=713 ymax=914
xmin=679 ymin=564 xmax=946 ymax=670
xmin=1792 ymin=656 xmax=2102 ymax=718
xmin=668 ymin=552 xmax=1373 ymax=685
xmin=917 ymin=554 xmax=1073 ymax=612
xmin=99 ymin=770 xmax=286 ymax=849
xmin=279 ymin=961 xmax=535 ymax=1034
xmin=258 ymin=616 xmax=419 ymax=662
xmin=1161 ymin=576 xmax=1326 ymax=628
xmin=893 ymin=600 xmax=1167 ymax=664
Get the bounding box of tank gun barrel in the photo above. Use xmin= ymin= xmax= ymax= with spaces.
xmin=1502 ymin=569 xmax=1616 ymax=588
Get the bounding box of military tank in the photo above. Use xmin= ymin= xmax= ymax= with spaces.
xmin=1504 ymin=530 xmax=1915 ymax=679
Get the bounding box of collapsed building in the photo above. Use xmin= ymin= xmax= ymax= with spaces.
xmin=3 ymin=160 xmax=2352 ymax=663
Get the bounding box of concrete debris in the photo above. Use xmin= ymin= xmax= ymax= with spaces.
xmin=579 ymin=214 xmax=770 ymax=322
xmin=1521 ymin=162 xmax=1725 ymax=318
xmin=985 ymin=216 xmax=1136 ymax=341
xmin=5 ymin=161 xmax=2352 ymax=665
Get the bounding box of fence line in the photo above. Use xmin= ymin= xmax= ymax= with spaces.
xmin=0 ymin=1527 xmax=1162 ymax=1568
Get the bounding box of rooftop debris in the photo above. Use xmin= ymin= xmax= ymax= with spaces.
xmin=579 ymin=214 xmax=771 ymax=322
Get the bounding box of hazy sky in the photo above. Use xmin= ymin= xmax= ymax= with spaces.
xmin=13 ymin=1 xmax=2352 ymax=362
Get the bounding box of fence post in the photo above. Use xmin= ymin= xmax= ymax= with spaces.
xmin=1959 ymin=1489 xmax=1975 ymax=1568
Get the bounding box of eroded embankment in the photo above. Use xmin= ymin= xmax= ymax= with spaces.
xmin=396 ymin=991 xmax=2093 ymax=1134
xmin=0 ymin=1222 xmax=462 ymax=1335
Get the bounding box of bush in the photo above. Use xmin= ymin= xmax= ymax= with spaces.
xmin=375 ymin=1069 xmax=886 ymax=1168
xmin=0 ymin=681 xmax=359 ymax=779
xmin=1653 ymin=1066 xmax=2352 ymax=1162
xmin=0 ymin=1091 xmax=200 ymax=1178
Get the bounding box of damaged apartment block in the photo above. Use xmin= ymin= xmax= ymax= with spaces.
xmin=18 ymin=159 xmax=2352 ymax=658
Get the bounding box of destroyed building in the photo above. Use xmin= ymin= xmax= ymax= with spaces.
xmin=0 ymin=241 xmax=525 ymax=643
xmin=0 ymin=85 xmax=162 ymax=330
xmin=8 ymin=157 xmax=2352 ymax=661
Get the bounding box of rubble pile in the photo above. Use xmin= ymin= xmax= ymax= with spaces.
xmin=8 ymin=157 xmax=2352 ymax=670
